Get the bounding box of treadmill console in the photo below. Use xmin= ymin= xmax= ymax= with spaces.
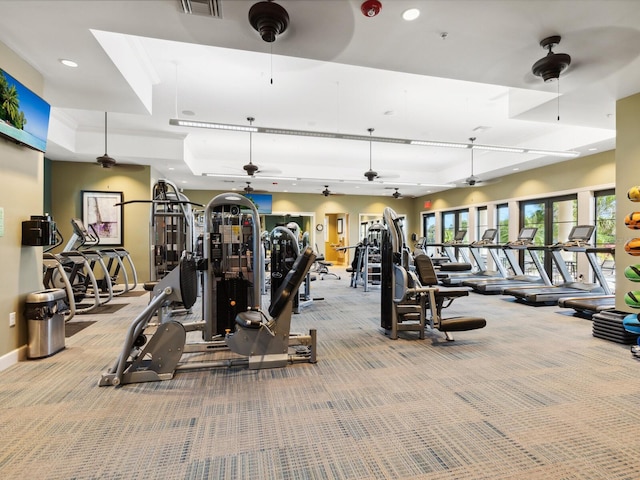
xmin=508 ymin=227 xmax=537 ymax=247
xmin=565 ymin=225 xmax=595 ymax=248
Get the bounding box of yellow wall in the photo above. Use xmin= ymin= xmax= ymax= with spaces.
xmin=50 ymin=162 xmax=152 ymax=282
xmin=616 ymin=92 xmax=640 ymax=312
xmin=0 ymin=42 xmax=46 ymax=362
xmin=416 ymin=150 xmax=615 ymax=211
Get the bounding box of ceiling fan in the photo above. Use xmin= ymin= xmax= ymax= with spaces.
xmin=363 ymin=128 xmax=379 ymax=181
xmin=392 ymin=188 xmax=402 ymax=199
xmin=460 ymin=137 xmax=491 ymax=187
xmin=95 ymin=112 xmax=144 ymax=171
xmin=243 ymin=117 xmax=259 ymax=176
xmin=322 ymin=185 xmax=332 ymax=197
xmin=239 ymin=116 xmax=282 ymax=177
xmin=96 ymin=112 xmax=116 ymax=168
xmin=243 ymin=181 xmax=269 ymax=194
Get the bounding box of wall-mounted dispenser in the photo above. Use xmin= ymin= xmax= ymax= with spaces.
xmin=22 ymin=214 xmax=57 ymax=246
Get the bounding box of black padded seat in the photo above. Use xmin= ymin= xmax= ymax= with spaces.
xmin=440 ymin=317 xmax=487 ymax=332
xmin=439 ymin=262 xmax=472 ymax=272
xmin=268 ymin=247 xmax=317 ymax=319
xmin=235 ymin=310 xmax=264 ymax=329
xmin=143 ymin=281 xmax=158 ymax=291
xmin=413 ymin=255 xmax=486 ymax=333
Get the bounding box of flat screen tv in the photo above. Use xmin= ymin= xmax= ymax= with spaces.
xmin=0 ymin=68 xmax=51 ymax=153
xmin=243 ymin=193 xmax=273 ymax=214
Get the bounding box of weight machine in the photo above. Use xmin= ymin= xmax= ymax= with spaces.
xmin=99 ymin=193 xmax=318 ymax=387
xmin=381 ymin=207 xmax=486 ymax=341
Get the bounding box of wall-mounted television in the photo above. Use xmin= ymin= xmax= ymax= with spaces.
xmin=0 ymin=68 xmax=51 ymax=153
xmin=244 ymin=193 xmax=273 ymax=214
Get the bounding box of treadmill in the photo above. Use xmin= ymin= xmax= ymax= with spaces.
xmin=440 ymin=228 xmax=509 ymax=286
xmin=463 ymin=227 xmax=552 ymax=294
xmin=557 ymin=246 xmax=615 ymax=316
xmin=503 ymin=225 xmax=606 ymax=305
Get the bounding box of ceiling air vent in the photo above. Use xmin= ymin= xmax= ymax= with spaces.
xmin=180 ymin=0 xmax=222 ymax=17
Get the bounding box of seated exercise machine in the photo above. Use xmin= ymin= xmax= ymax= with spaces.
xmin=271 ymin=225 xmax=307 ymax=313
xmin=100 ymin=193 xmax=318 ymax=387
xmin=380 ymin=206 xmax=486 ymax=341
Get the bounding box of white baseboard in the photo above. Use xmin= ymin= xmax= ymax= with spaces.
xmin=0 ymin=345 xmax=28 ymax=372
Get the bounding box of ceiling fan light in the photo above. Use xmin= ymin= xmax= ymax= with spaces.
xmin=248 ymin=1 xmax=289 ymax=43
xmin=532 ymin=35 xmax=571 ymax=82
xmin=96 ymin=154 xmax=116 ymax=168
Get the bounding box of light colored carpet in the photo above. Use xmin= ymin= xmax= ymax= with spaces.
xmin=1 ymin=268 xmax=640 ymax=479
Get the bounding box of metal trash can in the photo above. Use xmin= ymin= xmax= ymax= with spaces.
xmin=25 ymin=288 xmax=67 ymax=359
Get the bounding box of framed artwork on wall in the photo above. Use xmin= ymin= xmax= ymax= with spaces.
xmin=81 ymin=190 xmax=123 ymax=246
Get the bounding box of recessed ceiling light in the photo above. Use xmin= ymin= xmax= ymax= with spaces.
xmin=168 ymin=167 xmax=175 ymax=170
xmin=513 ymin=167 xmax=520 ymax=171
xmin=588 ymin=147 xmax=597 ymax=151
xmin=402 ymin=8 xmax=420 ymax=21
xmin=181 ymin=110 xmax=195 ymax=116
xmin=59 ymin=59 xmax=78 ymax=68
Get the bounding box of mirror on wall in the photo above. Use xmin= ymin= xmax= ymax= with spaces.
xmin=359 ymin=213 xmax=384 ymax=241
xmin=262 ymin=212 xmax=316 ymax=248
xmin=359 ymin=212 xmax=408 ymax=244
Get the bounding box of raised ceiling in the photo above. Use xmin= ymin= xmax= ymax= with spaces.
xmin=1 ymin=0 xmax=638 ymax=197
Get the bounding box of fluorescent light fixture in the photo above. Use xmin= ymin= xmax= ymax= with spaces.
xmin=526 ymin=149 xmax=579 ymax=157
xmin=170 ymin=119 xmax=257 ymax=132
xmin=410 ymin=140 xmax=468 ymax=148
xmin=473 ymin=145 xmax=525 ymax=153
xmin=174 ymin=118 xmax=579 ymax=157
xmin=202 ymin=172 xmax=453 ymax=188
xmin=402 ymin=8 xmax=420 ymax=21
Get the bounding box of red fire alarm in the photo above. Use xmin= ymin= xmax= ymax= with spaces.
xmin=424 ymin=200 xmax=432 ymax=209
xmin=361 ymin=0 xmax=382 ymax=17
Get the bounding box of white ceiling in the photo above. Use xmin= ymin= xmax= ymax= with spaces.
xmin=1 ymin=0 xmax=638 ymax=198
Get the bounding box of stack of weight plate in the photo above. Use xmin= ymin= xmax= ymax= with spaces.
xmin=592 ymin=310 xmax=639 ymax=344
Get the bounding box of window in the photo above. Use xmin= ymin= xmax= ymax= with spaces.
xmin=476 ymin=206 xmax=488 ymax=239
xmin=441 ymin=209 xmax=469 ymax=243
xmin=520 ymin=195 xmax=577 ymax=280
xmin=422 ymin=212 xmax=436 ymax=244
xmin=594 ymin=189 xmax=615 ymax=288
xmin=496 ymin=203 xmax=509 ymax=244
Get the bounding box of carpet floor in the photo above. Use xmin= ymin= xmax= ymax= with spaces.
xmin=1 ymin=267 xmax=640 ymax=479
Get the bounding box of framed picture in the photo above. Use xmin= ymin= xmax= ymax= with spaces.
xmin=81 ymin=190 xmax=123 ymax=246
xmin=337 ymin=218 xmax=344 ymax=235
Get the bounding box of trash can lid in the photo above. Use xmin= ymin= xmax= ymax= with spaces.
xmin=26 ymin=288 xmax=67 ymax=303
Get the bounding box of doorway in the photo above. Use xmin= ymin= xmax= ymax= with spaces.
xmin=324 ymin=213 xmax=348 ymax=266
